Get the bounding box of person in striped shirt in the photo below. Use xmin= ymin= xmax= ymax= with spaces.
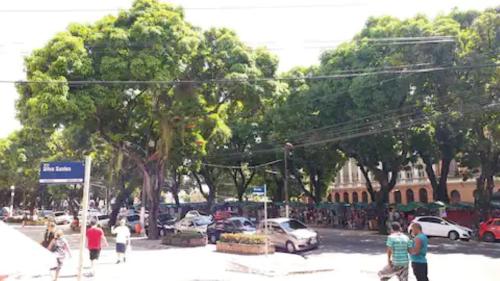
xmin=378 ymin=222 xmax=412 ymax=281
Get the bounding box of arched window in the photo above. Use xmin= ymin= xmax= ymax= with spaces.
xmin=352 ymin=192 xmax=359 ymax=203
xmin=450 ymin=190 xmax=461 ymax=203
xmin=327 ymin=193 xmax=333 ymax=202
xmin=334 ymin=193 xmax=340 ymax=203
xmin=419 ymin=188 xmax=428 ymax=203
xmin=343 ymin=192 xmax=349 ymax=203
xmin=362 ymin=191 xmax=368 ymax=203
xmin=394 ymin=190 xmax=402 ymax=204
xmin=406 ymin=189 xmax=414 ymax=203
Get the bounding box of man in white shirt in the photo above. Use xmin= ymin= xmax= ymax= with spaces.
xmin=111 ymin=219 xmax=131 ymax=264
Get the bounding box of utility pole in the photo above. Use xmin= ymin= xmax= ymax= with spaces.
xmin=10 ymin=185 xmax=15 ymax=215
xmin=284 ymin=142 xmax=293 ymax=218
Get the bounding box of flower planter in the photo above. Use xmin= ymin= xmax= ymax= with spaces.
xmin=162 ymin=234 xmax=207 ymax=247
xmin=216 ymin=241 xmax=275 ymax=255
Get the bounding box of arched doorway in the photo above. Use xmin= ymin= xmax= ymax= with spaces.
xmin=394 ymin=190 xmax=402 ymax=204
xmin=406 ymin=189 xmax=414 ymax=203
xmin=361 ymin=191 xmax=368 ymax=203
xmin=343 ymin=192 xmax=349 ymax=203
xmin=352 ymin=192 xmax=359 ymax=203
xmin=450 ymin=190 xmax=461 ymax=203
xmin=419 ymin=188 xmax=428 ymax=203
xmin=334 ymin=193 xmax=340 ymax=203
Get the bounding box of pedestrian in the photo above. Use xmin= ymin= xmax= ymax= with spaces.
xmin=111 ymin=219 xmax=131 ymax=264
xmin=86 ymin=220 xmax=108 ymax=276
xmin=48 ymin=229 xmax=71 ymax=281
xmin=41 ymin=222 xmax=57 ymax=248
xmin=378 ymin=222 xmax=412 ymax=281
xmin=409 ymin=223 xmax=429 ymax=281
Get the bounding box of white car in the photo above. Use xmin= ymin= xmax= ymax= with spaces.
xmin=258 ymin=218 xmax=319 ymax=253
xmin=409 ymin=216 xmax=473 ymax=241
xmin=52 ymin=212 xmax=72 ymax=225
xmin=175 ymin=217 xmax=211 ymax=234
xmin=184 ymin=210 xmax=212 ymax=221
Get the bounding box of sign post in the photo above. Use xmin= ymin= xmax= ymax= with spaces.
xmin=39 ymin=159 xmax=90 ymax=281
xmin=252 ymin=185 xmax=268 ymax=256
xmin=77 ymin=156 xmax=91 ymax=281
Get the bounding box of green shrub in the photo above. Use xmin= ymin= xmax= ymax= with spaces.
xmin=219 ymin=233 xmax=266 ymax=245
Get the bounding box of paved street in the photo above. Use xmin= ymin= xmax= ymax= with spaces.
xmin=12 ymin=225 xmax=500 ymax=281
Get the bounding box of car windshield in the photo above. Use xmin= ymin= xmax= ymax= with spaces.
xmin=231 ymin=219 xmax=254 ymax=228
xmin=280 ymin=220 xmax=307 ymax=232
xmin=54 ymin=213 xmax=65 ymax=217
xmin=98 ymin=215 xmax=109 ymax=220
xmin=443 ymin=218 xmax=458 ymax=225
xmin=128 ymin=215 xmax=139 ymax=221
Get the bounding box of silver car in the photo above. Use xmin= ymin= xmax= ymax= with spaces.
xmin=258 ymin=218 xmax=319 ymax=253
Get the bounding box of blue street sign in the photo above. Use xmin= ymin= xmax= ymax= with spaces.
xmin=252 ymin=185 xmax=266 ymax=195
xmin=39 ymin=161 xmax=85 ymax=184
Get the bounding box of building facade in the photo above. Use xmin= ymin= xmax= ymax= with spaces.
xmin=327 ymin=158 xmax=492 ymax=204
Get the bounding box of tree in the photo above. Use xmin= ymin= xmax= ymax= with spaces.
xmin=15 ymin=0 xmax=225 ymax=239
xmin=457 ymin=9 xmax=499 ymax=215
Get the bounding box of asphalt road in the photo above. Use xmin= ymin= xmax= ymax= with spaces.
xmin=309 ymin=228 xmax=500 ymax=258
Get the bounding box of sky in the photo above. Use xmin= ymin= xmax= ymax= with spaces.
xmin=0 ymin=0 xmax=497 ymax=138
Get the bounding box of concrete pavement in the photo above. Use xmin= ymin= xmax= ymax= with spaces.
xmin=9 ymin=224 xmax=500 ymax=281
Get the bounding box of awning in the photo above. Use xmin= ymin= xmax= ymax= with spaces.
xmin=0 ymin=221 xmax=57 ymax=279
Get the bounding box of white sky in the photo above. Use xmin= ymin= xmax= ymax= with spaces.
xmin=0 ymin=0 xmax=497 ymax=138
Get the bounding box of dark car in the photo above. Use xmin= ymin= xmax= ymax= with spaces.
xmin=158 ymin=213 xmax=177 ymax=236
xmin=207 ymin=217 xmax=256 ymax=244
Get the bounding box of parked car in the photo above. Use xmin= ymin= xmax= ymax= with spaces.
xmin=258 ymin=218 xmax=319 ymax=253
xmin=88 ymin=214 xmax=110 ymax=228
xmin=175 ymin=216 xmax=212 ymax=234
xmin=52 ymin=211 xmax=73 ymax=225
xmin=479 ymin=218 xmax=500 ymax=242
xmin=38 ymin=209 xmax=54 ymax=219
xmin=125 ymin=214 xmax=142 ymax=233
xmin=184 ymin=210 xmax=213 ymax=221
xmin=158 ymin=213 xmax=177 ymax=236
xmin=409 ymin=216 xmax=473 ymax=241
xmin=207 ymin=217 xmax=256 ymax=244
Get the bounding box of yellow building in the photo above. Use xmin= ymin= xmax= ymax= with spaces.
xmin=328 ymin=159 xmax=499 ymax=204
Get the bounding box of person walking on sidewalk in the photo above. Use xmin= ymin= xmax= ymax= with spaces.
xmin=41 ymin=222 xmax=56 ymax=248
xmin=409 ymin=223 xmax=429 ymax=281
xmin=378 ymin=222 xmax=412 ymax=281
xmin=48 ymin=230 xmax=71 ymax=281
xmin=86 ymin=220 xmax=108 ymax=277
xmin=111 ymin=219 xmax=131 ymax=264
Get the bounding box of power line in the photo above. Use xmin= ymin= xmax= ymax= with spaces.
xmin=2 ymin=63 xmax=497 ymax=85
xmin=0 ymin=3 xmax=367 ymax=13
xmin=200 ymin=159 xmax=282 ymax=170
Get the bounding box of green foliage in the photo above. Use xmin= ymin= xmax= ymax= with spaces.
xmin=219 ymin=233 xmax=266 ymax=245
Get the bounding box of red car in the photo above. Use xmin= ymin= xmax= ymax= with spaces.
xmin=479 ymin=218 xmax=500 ymax=242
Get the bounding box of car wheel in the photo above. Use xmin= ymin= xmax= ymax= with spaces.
xmin=285 ymin=241 xmax=296 ymax=253
xmin=210 ymin=234 xmax=217 ymax=244
xmin=448 ymin=231 xmax=459 ymax=241
xmin=483 ymin=232 xmax=495 ymax=243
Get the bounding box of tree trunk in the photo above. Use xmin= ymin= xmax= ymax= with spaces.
xmin=147 ymin=162 xmax=163 ymax=240
xmin=109 ymin=176 xmax=135 ymax=227
xmin=421 ymin=155 xmax=439 ymax=201
xmin=437 ymin=158 xmax=451 ymax=203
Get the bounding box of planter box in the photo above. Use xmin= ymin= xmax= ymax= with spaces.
xmin=216 ymin=241 xmax=275 ymax=255
xmin=162 ymin=235 xmax=207 ymax=247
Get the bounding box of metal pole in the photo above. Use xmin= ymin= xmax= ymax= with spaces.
xmin=264 ymin=184 xmax=268 ymax=256
xmin=77 ymin=156 xmax=92 ymax=281
xmin=284 ymin=146 xmax=289 ymax=218
xmin=10 ymin=186 xmax=15 ymax=215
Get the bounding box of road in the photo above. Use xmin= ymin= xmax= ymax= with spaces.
xmin=9 ymin=224 xmax=500 ymax=281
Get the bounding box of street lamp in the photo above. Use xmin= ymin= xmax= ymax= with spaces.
xmin=284 ymin=142 xmax=294 ymax=218
xmin=10 ymin=185 xmax=15 ymax=215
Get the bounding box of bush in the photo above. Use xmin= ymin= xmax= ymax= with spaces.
xmin=219 ymin=233 xmax=266 ymax=245
xmin=162 ymin=231 xmax=207 ymax=247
